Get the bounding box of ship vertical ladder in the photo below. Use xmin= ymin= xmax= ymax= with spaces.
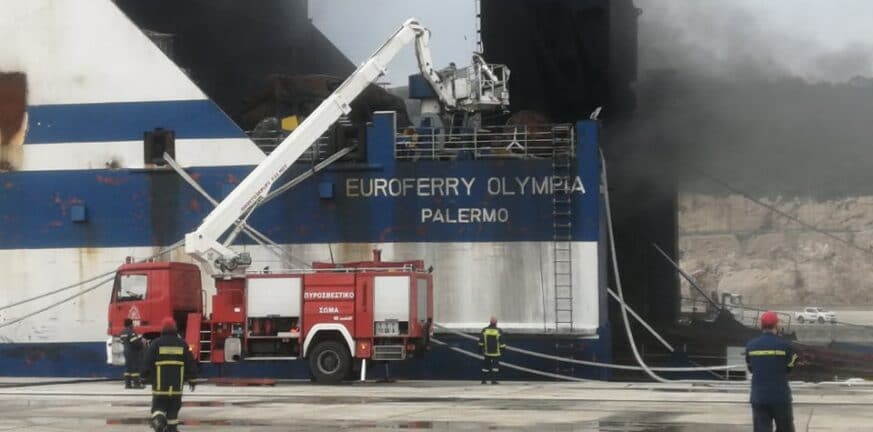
xmin=551 ymin=125 xmax=576 ymax=376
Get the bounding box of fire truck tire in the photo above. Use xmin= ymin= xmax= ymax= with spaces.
xmin=309 ymin=340 xmax=351 ymax=384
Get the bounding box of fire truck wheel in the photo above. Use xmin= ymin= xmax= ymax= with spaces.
xmin=309 ymin=340 xmax=351 ymax=384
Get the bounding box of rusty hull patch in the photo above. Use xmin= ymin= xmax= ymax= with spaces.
xmin=0 ymin=72 xmax=27 ymax=171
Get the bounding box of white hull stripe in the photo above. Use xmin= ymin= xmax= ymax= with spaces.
xmin=0 ymin=242 xmax=600 ymax=343
xmin=0 ymin=0 xmax=208 ymax=105
xmin=19 ymin=138 xmax=264 ymax=171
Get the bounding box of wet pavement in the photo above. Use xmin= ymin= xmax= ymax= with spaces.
xmin=0 ymin=380 xmax=870 ymax=430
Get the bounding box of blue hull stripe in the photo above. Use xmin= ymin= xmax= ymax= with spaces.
xmin=26 ymin=100 xmax=246 ymax=144
xmin=0 ymin=333 xmax=612 ymax=380
xmin=3 ymin=115 xmax=601 ymax=247
xmin=0 ymin=160 xmax=599 ymax=247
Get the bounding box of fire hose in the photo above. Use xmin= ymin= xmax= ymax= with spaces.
xmin=427 ymin=149 xmax=747 ymax=381
xmin=429 ymin=338 xmax=590 ymax=382
xmin=431 ymin=323 xmax=744 ymax=373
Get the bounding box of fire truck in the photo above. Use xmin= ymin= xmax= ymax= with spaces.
xmin=107 ymin=18 xmax=510 ymax=383
xmin=109 ymin=251 xmax=433 ymax=383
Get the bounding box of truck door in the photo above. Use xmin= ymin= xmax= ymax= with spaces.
xmin=109 ymin=272 xmax=151 ymax=333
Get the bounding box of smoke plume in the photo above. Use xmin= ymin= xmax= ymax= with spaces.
xmin=625 ymin=0 xmax=873 ymax=197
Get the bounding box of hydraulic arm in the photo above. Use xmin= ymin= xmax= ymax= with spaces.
xmin=184 ymin=18 xmax=509 ymax=274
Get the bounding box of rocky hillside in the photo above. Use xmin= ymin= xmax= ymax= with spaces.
xmin=678 ymin=193 xmax=873 ymax=307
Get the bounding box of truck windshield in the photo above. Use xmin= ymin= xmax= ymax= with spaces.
xmin=115 ymin=274 xmax=148 ymax=302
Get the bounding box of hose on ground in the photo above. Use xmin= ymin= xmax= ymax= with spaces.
xmin=600 ymin=148 xmax=669 ymax=383
xmin=431 ymin=150 xmax=746 ymax=381
xmin=430 ymin=338 xmax=590 ymax=382
xmin=605 ymin=288 xmax=675 ymax=352
xmin=431 ymin=323 xmax=744 ymax=372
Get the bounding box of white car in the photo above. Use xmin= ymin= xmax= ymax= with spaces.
xmin=794 ymin=307 xmax=837 ymax=324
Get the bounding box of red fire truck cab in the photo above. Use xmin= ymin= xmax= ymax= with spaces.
xmin=108 ymin=251 xmax=434 ymax=383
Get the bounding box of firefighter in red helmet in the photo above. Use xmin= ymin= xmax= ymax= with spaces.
xmin=478 ymin=316 xmax=505 ymax=384
xmin=746 ymin=311 xmax=798 ymax=432
xmin=141 ymin=317 xmax=198 ymax=432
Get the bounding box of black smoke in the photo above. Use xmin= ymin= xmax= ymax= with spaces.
xmin=627 ymin=1 xmax=873 ymax=197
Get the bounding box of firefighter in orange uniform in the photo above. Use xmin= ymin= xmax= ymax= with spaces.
xmin=141 ymin=317 xmax=198 ymax=432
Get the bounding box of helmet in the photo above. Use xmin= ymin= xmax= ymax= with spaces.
xmin=489 ymin=316 xmax=497 ymax=325
xmin=161 ymin=317 xmax=177 ymax=332
xmin=760 ymin=311 xmax=779 ymax=329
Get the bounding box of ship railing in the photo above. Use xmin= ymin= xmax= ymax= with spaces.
xmin=680 ymin=296 xmax=794 ymax=330
xmin=680 ymin=296 xmax=716 ymax=315
xmin=246 ymin=130 xmax=331 ymax=160
xmin=394 ymin=124 xmax=575 ymax=161
xmin=247 ymin=265 xmax=427 ymax=275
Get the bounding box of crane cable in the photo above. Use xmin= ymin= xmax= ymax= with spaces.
xmin=692 ymin=168 xmax=873 ymax=329
xmin=0 ymin=270 xmax=117 ymax=313
xmin=431 ymin=149 xmax=748 ymax=380
xmin=430 ymin=338 xmax=590 ymax=382
xmin=0 ymin=147 xmax=741 ymax=377
xmin=0 ymin=241 xmax=184 ymax=316
xmin=431 ymin=323 xmax=742 ymax=373
xmin=692 ymin=167 xmax=873 ymax=259
xmin=600 ymin=148 xmax=671 ymax=383
xmin=0 ymin=275 xmax=115 ymax=329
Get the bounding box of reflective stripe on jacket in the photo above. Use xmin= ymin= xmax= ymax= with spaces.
xmin=479 ymin=325 xmax=506 ymax=357
xmin=119 ymin=327 xmax=143 ymax=354
xmin=745 ymin=332 xmax=798 ymax=404
xmin=141 ymin=331 xmax=198 ymax=396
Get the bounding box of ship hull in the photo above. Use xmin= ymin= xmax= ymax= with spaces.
xmin=0 ymin=332 xmax=612 ymax=380
xmin=0 ymin=0 xmax=611 ymax=380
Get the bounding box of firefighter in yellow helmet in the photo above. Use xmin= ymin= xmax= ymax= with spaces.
xmin=478 ymin=316 xmax=505 ymax=384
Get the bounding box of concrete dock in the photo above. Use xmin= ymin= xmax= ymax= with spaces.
xmin=0 ymin=379 xmax=871 ymax=430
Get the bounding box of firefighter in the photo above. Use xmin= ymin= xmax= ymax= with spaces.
xmin=119 ymin=318 xmax=144 ymax=389
xmin=141 ymin=317 xmax=198 ymax=432
xmin=478 ymin=316 xmax=505 ymax=384
xmin=746 ymin=310 xmax=798 ymax=432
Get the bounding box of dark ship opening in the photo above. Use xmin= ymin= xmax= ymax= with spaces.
xmin=481 ymin=0 xmax=681 ymax=375
xmin=114 ymin=0 xmax=410 ymax=153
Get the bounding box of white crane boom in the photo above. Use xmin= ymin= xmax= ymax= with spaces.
xmin=184 ymin=18 xmax=509 ymax=274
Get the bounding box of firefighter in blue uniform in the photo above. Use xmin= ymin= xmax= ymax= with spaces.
xmin=479 ymin=316 xmax=505 ymax=384
xmin=119 ymin=318 xmax=144 ymax=389
xmin=141 ymin=317 xmax=198 ymax=432
xmin=746 ymin=310 xmax=798 ymax=432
